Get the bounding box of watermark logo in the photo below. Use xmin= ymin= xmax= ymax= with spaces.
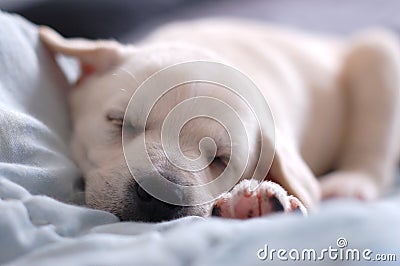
xmin=257 ymin=237 xmax=397 ymax=262
xmin=122 ymin=61 xmax=276 ymax=206
xmin=336 ymin=237 xmax=348 ymax=248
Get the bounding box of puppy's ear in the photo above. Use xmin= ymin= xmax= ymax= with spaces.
xmin=267 ymin=137 xmax=321 ymax=209
xmin=39 ymin=26 xmax=127 ymax=81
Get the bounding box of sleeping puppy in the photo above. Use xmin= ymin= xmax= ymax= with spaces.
xmin=39 ymin=19 xmax=400 ymax=222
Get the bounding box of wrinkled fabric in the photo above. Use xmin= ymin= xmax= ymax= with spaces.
xmin=1 ymin=176 xmax=399 ymax=266
xmin=0 ymin=11 xmax=82 ymax=203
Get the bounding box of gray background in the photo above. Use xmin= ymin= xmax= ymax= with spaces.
xmin=1 ymin=0 xmax=400 ymax=41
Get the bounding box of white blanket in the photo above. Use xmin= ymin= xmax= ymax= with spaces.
xmin=0 ymin=11 xmax=399 ymax=266
xmin=0 ymin=11 xmax=81 ymax=204
xmin=1 ymin=176 xmax=399 ymax=266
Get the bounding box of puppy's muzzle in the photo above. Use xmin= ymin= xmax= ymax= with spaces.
xmin=118 ymin=143 xmax=210 ymax=221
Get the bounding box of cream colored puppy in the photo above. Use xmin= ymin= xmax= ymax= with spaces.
xmin=39 ymin=19 xmax=400 ymax=222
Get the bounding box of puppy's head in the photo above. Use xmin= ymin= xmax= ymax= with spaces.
xmin=40 ymin=27 xmax=316 ymax=222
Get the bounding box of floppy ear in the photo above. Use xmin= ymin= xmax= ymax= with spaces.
xmin=39 ymin=26 xmax=126 ymax=81
xmin=267 ymin=136 xmax=321 ymax=209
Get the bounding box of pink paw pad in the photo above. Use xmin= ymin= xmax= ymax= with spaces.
xmin=212 ymin=180 xmax=307 ymax=219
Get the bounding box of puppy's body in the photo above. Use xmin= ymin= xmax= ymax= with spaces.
xmin=143 ymin=19 xmax=346 ymax=175
xmin=40 ymin=19 xmax=400 ymax=221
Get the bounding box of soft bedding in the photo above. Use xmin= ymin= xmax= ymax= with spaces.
xmin=0 ymin=11 xmax=81 ymax=204
xmin=1 ymin=176 xmax=399 ymax=266
xmin=0 ymin=11 xmax=399 ymax=266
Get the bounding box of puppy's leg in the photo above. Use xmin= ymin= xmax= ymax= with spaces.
xmin=211 ymin=179 xmax=307 ymax=219
xmin=321 ymin=30 xmax=400 ymax=200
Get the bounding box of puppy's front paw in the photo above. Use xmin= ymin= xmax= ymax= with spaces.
xmin=320 ymin=172 xmax=379 ymax=200
xmin=211 ymin=180 xmax=307 ymax=219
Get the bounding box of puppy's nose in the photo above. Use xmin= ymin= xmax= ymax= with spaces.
xmin=133 ymin=183 xmax=183 ymax=222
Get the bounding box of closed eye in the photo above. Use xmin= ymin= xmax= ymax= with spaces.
xmin=212 ymin=156 xmax=229 ymax=168
xmin=106 ymin=109 xmax=141 ymax=139
xmin=106 ymin=110 xmax=124 ymax=127
xmin=107 ymin=116 xmax=123 ymax=127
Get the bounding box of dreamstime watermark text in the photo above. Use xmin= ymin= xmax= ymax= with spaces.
xmin=257 ymin=237 xmax=397 ymax=262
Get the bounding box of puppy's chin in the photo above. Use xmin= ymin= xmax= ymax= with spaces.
xmin=84 ymin=168 xmax=212 ymax=222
